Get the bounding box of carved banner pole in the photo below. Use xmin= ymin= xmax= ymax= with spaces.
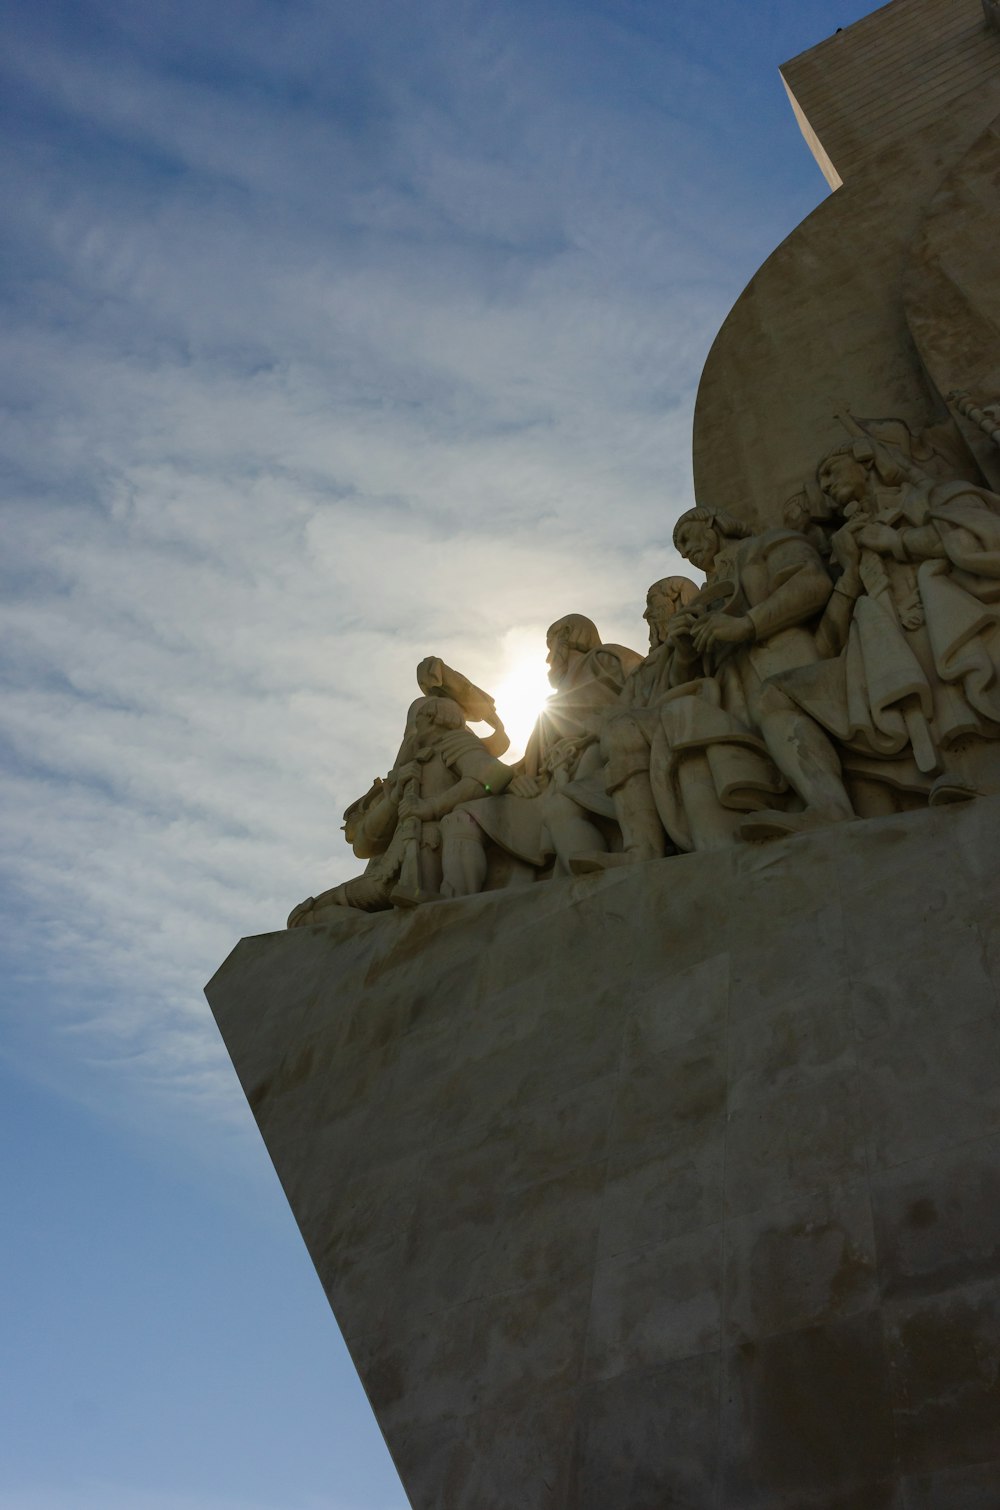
xmin=834 ymin=408 xmax=940 ymax=775
xmin=948 ymin=389 xmax=1000 ymax=450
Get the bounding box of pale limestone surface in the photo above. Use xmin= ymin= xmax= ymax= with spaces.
xmin=664 ymin=508 xmax=854 ymax=845
xmin=693 ymin=0 xmax=1000 ymax=527
xmin=291 ymin=619 xmax=645 ymax=922
xmin=287 ymin=686 xmax=517 ymax=920
xmin=903 ymin=114 xmax=1000 ymax=492
xmin=291 ymin=445 xmax=1000 ymax=915
xmin=207 ymin=796 xmax=1000 ymax=1508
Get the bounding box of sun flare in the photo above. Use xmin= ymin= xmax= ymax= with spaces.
xmin=492 ymin=656 xmax=552 ymax=760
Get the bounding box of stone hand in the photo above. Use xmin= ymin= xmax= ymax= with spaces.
xmin=388 ymin=761 xmax=421 ymax=797
xmin=665 ymin=611 xmax=696 ymax=646
xmin=691 ymin=612 xmax=754 ymax=652
xmin=399 ymin=795 xmax=436 ymax=822
xmin=509 ymin=773 xmax=541 ymax=798
xmin=830 ymin=522 xmax=861 ymax=570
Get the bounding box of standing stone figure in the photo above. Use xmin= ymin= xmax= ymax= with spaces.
xmin=568 ymin=575 xmax=701 ymax=872
xmin=662 ymin=506 xmax=856 ymax=843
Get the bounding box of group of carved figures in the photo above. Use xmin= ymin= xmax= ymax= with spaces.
xmin=289 ymin=409 xmax=1000 ymax=923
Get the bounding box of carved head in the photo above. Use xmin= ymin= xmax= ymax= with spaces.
xmin=672 ymin=507 xmax=751 ymax=575
xmin=816 ymin=443 xmax=873 ymax=507
xmin=412 ymin=694 xmax=464 ymax=740
xmin=643 ymin=575 xmax=700 ymax=647
xmin=545 ymin=613 xmax=601 ymax=689
xmin=341 ymin=778 xmax=385 ymax=845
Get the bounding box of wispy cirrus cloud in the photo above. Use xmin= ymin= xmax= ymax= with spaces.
xmin=0 ymin=0 xmax=828 ymax=1144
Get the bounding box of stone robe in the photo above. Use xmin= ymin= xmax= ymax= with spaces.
xmin=650 ymin=528 xmax=836 ymax=849
xmin=466 ymin=643 xmax=641 ymax=866
xmin=775 ymin=479 xmax=1000 ymax=782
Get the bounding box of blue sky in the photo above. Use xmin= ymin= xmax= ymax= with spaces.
xmin=1 ymin=1 xmax=873 ymax=1504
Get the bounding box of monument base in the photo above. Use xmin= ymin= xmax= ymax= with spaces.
xmin=207 ymin=798 xmax=1000 ymax=1508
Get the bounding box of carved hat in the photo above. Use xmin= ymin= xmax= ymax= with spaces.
xmin=646 ymin=575 xmax=700 ymax=612
xmin=672 ymin=506 xmax=753 ymax=548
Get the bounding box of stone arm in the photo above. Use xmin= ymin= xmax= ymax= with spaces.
xmin=746 ymin=541 xmax=834 ymax=642
xmin=814 ymin=574 xmax=862 ymax=658
xmin=658 ymin=612 xmax=706 ymax=683
xmin=668 ymin=634 xmax=703 ymax=686
xmin=855 ymin=520 xmax=948 ymax=563
xmin=891 ymin=525 xmax=948 ymax=562
xmin=813 ymin=524 xmax=864 ymax=659
xmin=399 ymin=743 xmax=515 ymax=821
xmin=408 ymin=775 xmax=497 ymax=822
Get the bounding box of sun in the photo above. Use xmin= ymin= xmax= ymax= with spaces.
xmin=492 ymin=655 xmax=552 ymax=760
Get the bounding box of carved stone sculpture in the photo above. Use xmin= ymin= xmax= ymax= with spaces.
xmin=568 ymin=576 xmax=700 ymax=872
xmin=238 ymin=9 xmax=1000 ymax=1503
xmin=775 ymin=424 xmax=1000 ymax=805
xmin=288 ymin=672 xmax=514 ymax=922
xmin=660 ymin=507 xmax=856 ymax=843
xmin=415 ymin=656 xmax=510 ymax=757
xmin=288 ymin=400 xmax=1000 ymax=915
xmin=438 ymin=616 xmax=641 ymax=894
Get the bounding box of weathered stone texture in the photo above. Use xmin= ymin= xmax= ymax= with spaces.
xmin=692 ymin=0 xmax=1000 ymax=526
xmin=903 ymin=112 xmax=1000 ymax=490
xmin=781 ymin=0 xmax=994 ymax=189
xmin=207 ymin=796 xmax=1000 ymax=1507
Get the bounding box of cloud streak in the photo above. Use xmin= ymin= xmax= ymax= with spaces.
xmin=0 ymin=0 xmax=831 ymax=1151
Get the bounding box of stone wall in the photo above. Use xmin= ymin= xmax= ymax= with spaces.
xmin=207 ymin=796 xmax=1000 ymax=1508
xmin=691 ymin=0 xmax=1000 ymax=527
xmin=781 ymin=0 xmax=994 ymax=189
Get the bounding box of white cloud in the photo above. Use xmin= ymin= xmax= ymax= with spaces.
xmin=0 ymin=0 xmax=816 ymax=1149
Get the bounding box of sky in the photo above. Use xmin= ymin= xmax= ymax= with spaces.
xmin=0 ymin=1 xmax=875 ymax=1505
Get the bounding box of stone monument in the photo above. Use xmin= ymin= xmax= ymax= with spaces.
xmin=206 ymin=1 xmax=1000 ymax=1503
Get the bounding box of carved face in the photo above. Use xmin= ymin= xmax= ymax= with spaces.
xmin=818 ymin=452 xmax=868 ymax=506
xmin=675 ymin=520 xmax=719 ymax=574
xmin=413 ymin=701 xmax=441 ymax=743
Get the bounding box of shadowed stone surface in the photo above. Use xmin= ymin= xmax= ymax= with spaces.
xmin=693 ymin=0 xmax=1000 ymax=526
xmin=207 ymin=797 xmax=1000 ymax=1507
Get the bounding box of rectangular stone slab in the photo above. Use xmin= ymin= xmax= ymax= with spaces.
xmin=206 ymin=797 xmax=1000 ymax=1508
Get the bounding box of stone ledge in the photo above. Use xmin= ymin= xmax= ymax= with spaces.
xmin=207 ymin=796 xmax=1000 ymax=1507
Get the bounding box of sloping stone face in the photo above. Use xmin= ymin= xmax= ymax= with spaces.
xmin=207 ymin=798 xmax=1000 ymax=1508
xmin=692 ymin=0 xmax=1000 ymax=528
